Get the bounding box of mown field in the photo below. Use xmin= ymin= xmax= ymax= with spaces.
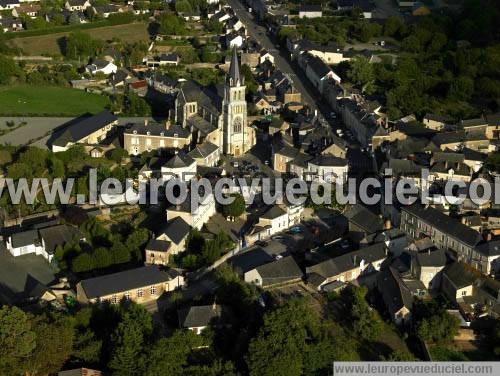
xmin=7 ymin=22 xmax=150 ymax=56
xmin=0 ymin=86 xmax=110 ymax=116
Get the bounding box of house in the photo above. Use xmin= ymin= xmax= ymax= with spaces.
xmin=51 ymin=111 xmax=118 ymax=152
xmin=298 ymin=4 xmax=322 ymax=18
xmin=187 ymin=141 xmax=220 ymax=167
xmin=58 ymin=369 xmax=102 ymax=376
xmin=146 ymin=217 xmax=192 ymax=264
xmin=212 ymin=8 xmax=231 ymax=23
xmin=0 ymin=0 xmax=20 ymax=10
xmin=411 ymin=248 xmax=447 ymax=290
xmin=422 ymin=113 xmax=453 ymax=131
xmin=11 ymin=4 xmax=40 ymax=18
xmin=344 ymin=204 xmax=385 ymax=242
xmin=5 ymin=224 xmax=82 ymax=263
xmin=307 ymin=154 xmax=348 ymax=183
xmin=226 ymin=33 xmax=244 ymax=48
xmin=257 ymin=205 xmax=290 ymax=237
xmin=86 ymin=60 xmax=118 ymax=76
xmin=178 ymin=304 xmax=232 ymax=334
xmin=377 ymin=267 xmax=414 ymax=325
xmin=259 ymin=49 xmax=274 ymax=65
xmin=161 ymin=154 xmax=197 ymax=182
xmin=306 ymin=242 xmax=387 ymax=290
xmin=92 ymin=4 xmax=121 ymax=18
xmin=304 ymin=54 xmax=340 ymax=94
xmin=166 ymin=193 xmax=216 ymax=230
xmin=441 ymin=262 xmax=476 ymax=304
xmin=400 ymin=205 xmax=498 ymax=275
xmin=0 ymin=17 xmax=23 ymax=32
xmin=65 ymin=0 xmax=91 ymax=12
xmin=354 ymin=0 xmax=374 ymax=18
xmin=76 ymin=265 xmax=185 ymax=305
xmin=124 ymin=122 xmax=191 ymax=156
xmin=337 ymin=0 xmax=355 ymax=9
xmin=244 ymin=255 xmax=303 ymax=288
xmin=412 ymin=2 xmax=431 ymax=16
xmin=143 ymin=53 xmax=180 ymax=68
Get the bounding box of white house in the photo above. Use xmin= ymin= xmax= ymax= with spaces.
xmin=0 ymin=0 xmax=20 ymax=10
xmin=186 ymin=141 xmax=220 ymax=167
xmin=161 ymin=154 xmax=197 ymax=182
xmin=257 ymin=205 xmax=290 ymax=237
xmin=298 ymin=4 xmax=322 ymax=18
xmin=166 ymin=192 xmax=217 ymax=230
xmin=304 ymin=54 xmax=340 ymax=94
xmin=307 ymin=155 xmax=348 ymax=183
xmin=6 ymin=230 xmax=46 ymax=259
xmin=259 ymin=49 xmax=274 ymax=65
xmin=226 ymin=33 xmax=244 ymax=49
xmin=65 ymin=0 xmax=91 ymax=12
xmin=86 ymin=60 xmax=118 ymax=76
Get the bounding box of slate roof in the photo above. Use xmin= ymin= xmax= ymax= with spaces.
xmin=300 ymin=4 xmax=322 ymax=12
xmin=309 ymin=155 xmax=347 ymax=167
xmin=307 ymin=242 xmax=387 ymax=278
xmin=178 ymin=304 xmax=232 ymax=328
xmin=80 ymin=265 xmax=180 ymax=299
xmin=229 ymin=248 xmax=274 ymax=274
xmin=178 ymin=80 xmax=223 ymax=115
xmin=187 ymin=142 xmax=219 ymax=159
xmin=261 ymin=205 xmax=287 ymax=220
xmin=38 ymin=224 xmax=82 ymax=255
xmin=124 ymin=123 xmax=191 ymax=138
xmin=443 ymin=262 xmax=476 ymax=289
xmin=344 ymin=204 xmax=384 ymax=234
xmin=424 ymin=113 xmax=453 ymax=123
xmin=254 ymin=256 xmax=303 ymax=287
xmin=475 ymin=240 xmax=500 ymax=257
xmin=402 ymin=205 xmax=483 ymax=247
xmin=163 ymin=153 xmax=195 ymax=169
xmin=146 ymin=239 xmax=171 ymax=252
xmin=160 ymin=217 xmax=191 ymax=245
xmin=415 ymin=248 xmax=447 ymax=268
xmin=52 ymin=111 xmax=117 ymax=147
xmin=10 ymin=230 xmax=40 ymax=249
xmin=377 ymin=267 xmax=414 ymax=315
xmin=307 ymin=54 xmax=332 ymax=78
xmin=0 ymin=0 xmax=20 ymax=7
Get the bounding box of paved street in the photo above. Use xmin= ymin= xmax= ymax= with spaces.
xmin=226 ymin=0 xmax=335 ymax=121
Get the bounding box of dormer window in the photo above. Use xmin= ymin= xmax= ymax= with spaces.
xmin=174 ymin=133 xmax=178 ymax=138
xmin=147 ymin=131 xmax=151 ymax=135
xmin=160 ymin=132 xmax=164 ymax=136
xmin=133 ymin=130 xmax=137 ymax=134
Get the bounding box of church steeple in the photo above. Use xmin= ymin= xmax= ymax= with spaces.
xmin=228 ymin=46 xmax=243 ymax=87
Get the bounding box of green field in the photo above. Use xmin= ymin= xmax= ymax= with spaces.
xmin=0 ymin=86 xmax=110 ymax=116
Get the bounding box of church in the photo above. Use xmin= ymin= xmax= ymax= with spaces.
xmin=174 ymin=47 xmax=256 ymax=156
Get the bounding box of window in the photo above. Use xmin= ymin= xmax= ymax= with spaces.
xmin=160 ymin=140 xmax=165 ymax=147
xmin=150 ymin=286 xmax=157 ymax=296
xmin=137 ymin=289 xmax=143 ymax=298
xmin=146 ymin=138 xmax=152 ymax=146
xmin=124 ymin=292 xmax=130 ymax=300
xmin=462 ymin=290 xmax=467 ymax=296
xmin=233 ymin=117 xmax=242 ymax=133
xmin=111 ymin=295 xmax=117 ymax=304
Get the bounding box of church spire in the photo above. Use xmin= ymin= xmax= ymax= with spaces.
xmin=228 ymin=46 xmax=242 ymax=86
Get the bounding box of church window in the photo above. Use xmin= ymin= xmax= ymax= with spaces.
xmin=233 ymin=117 xmax=242 ymax=133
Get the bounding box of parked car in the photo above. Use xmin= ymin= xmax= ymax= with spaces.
xmin=287 ymin=226 xmax=302 ymax=234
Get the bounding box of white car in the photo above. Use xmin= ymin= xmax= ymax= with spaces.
xmin=336 ymin=129 xmax=343 ymax=135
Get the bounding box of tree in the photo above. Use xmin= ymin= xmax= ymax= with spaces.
xmin=246 ymin=299 xmax=322 ymax=376
xmin=206 ymin=17 xmax=224 ymax=34
xmin=124 ymin=92 xmax=150 ymax=116
xmin=72 ymin=252 xmax=94 ymax=273
xmin=155 ymin=12 xmax=187 ymax=36
xmin=416 ymin=308 xmax=460 ymax=344
xmin=175 ymin=0 xmax=192 ymax=13
xmin=343 ymin=286 xmax=383 ymax=341
xmin=383 ymin=16 xmax=404 ymax=37
xmin=111 ymin=240 xmax=131 ymax=264
xmin=108 ymin=305 xmax=152 ymax=376
xmin=448 ymin=76 xmax=474 ymax=101
xmin=110 ymin=147 xmax=129 ymax=163
xmin=25 ymin=313 xmax=74 ymax=376
xmin=71 ymin=329 xmax=102 ymax=364
xmin=0 ymin=306 xmax=36 ymax=375
xmin=0 ymin=55 xmax=21 ymax=85
xmin=65 ymin=32 xmax=103 ymax=60
xmin=241 ymin=64 xmax=258 ymax=96
xmin=143 ymin=330 xmax=203 ymax=376
xmin=347 ymin=56 xmax=375 ymax=94
xmin=222 ymin=193 xmax=246 ymax=217
xmin=92 ymin=247 xmax=113 ymax=269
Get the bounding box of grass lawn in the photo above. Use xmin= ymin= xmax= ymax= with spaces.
xmin=8 ymin=22 xmax=149 ymax=56
xmin=0 ymin=86 xmax=110 ymax=116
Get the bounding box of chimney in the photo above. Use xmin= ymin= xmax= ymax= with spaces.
xmin=428 ymin=249 xmax=431 ymax=255
xmin=165 ymin=119 xmax=171 ymax=130
xmin=353 ymin=254 xmax=357 ymax=266
xmin=486 ymin=232 xmax=492 ymax=241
